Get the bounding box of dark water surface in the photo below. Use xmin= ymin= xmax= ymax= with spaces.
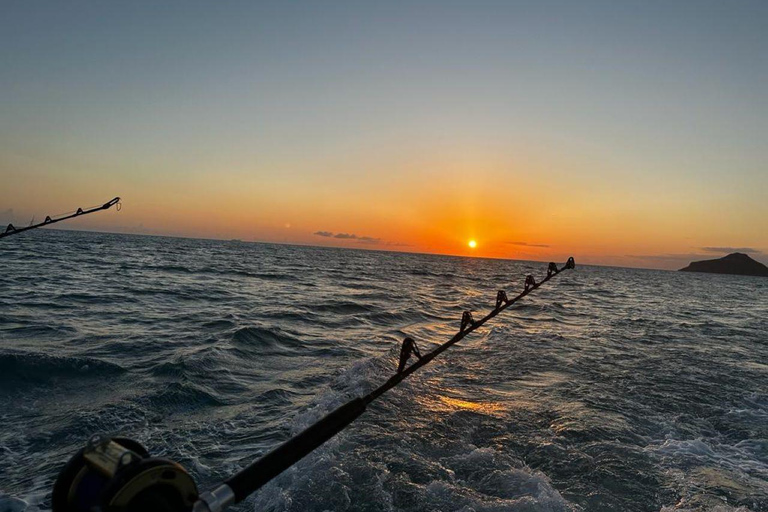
xmin=1 ymin=230 xmax=766 ymax=512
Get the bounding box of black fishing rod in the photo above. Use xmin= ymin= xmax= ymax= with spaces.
xmin=0 ymin=197 xmax=121 ymax=239
xmin=52 ymin=257 xmax=575 ymax=512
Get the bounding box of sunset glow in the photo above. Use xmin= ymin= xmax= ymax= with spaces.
xmin=468 ymin=240 xmax=477 ymax=249
xmin=1 ymin=2 xmax=766 ymax=270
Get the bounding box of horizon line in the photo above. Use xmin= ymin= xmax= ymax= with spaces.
xmin=18 ymin=225 xmax=679 ymax=273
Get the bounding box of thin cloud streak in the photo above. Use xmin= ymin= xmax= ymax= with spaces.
xmin=507 ymin=241 xmax=550 ymax=248
xmin=312 ymin=230 xmax=413 ymax=247
xmin=627 ymin=253 xmax=705 ymax=262
xmin=313 ymin=231 xmax=382 ymax=244
xmin=701 ymin=246 xmax=761 ymax=254
xmin=627 ymin=251 xmax=768 ymax=268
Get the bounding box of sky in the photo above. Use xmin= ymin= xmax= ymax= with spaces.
xmin=1 ymin=0 xmax=766 ymax=269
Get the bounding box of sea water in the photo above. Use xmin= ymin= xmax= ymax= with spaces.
xmin=0 ymin=230 xmax=766 ymax=512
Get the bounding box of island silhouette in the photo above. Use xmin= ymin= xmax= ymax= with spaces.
xmin=679 ymin=252 xmax=768 ymax=277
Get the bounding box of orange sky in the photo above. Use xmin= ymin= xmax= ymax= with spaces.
xmin=2 ymin=144 xmax=765 ymax=270
xmin=2 ymin=2 xmax=767 ymax=269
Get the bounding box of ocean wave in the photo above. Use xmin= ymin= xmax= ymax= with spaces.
xmin=650 ymin=436 xmax=768 ymax=509
xmin=365 ymin=310 xmax=435 ymax=326
xmin=3 ymin=233 xmax=768 ymax=511
xmin=313 ymin=302 xmax=376 ymax=315
xmin=231 ymin=326 xmax=304 ymax=354
xmin=202 ymin=318 xmax=237 ymax=330
xmin=247 ymin=346 xmax=579 ymax=511
xmin=0 ymin=351 xmax=125 ymax=388
xmin=193 ymin=266 xmax=301 ymax=281
xmin=137 ymin=381 xmax=226 ymax=412
xmin=147 ymin=263 xmax=195 ymax=273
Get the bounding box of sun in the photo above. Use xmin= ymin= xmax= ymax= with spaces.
xmin=468 ymin=240 xmax=477 ymax=249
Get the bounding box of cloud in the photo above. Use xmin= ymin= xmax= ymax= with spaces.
xmin=627 ymin=253 xmax=703 ymax=262
xmin=629 ymin=248 xmax=764 ymax=263
xmin=701 ymin=246 xmax=761 ymax=254
xmin=627 ymin=251 xmax=768 ymax=269
xmin=507 ymin=241 xmax=550 ymax=248
xmin=313 ymin=231 xmax=382 ymax=244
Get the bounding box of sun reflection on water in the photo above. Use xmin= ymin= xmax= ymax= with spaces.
xmin=416 ymin=393 xmax=510 ymax=418
xmin=439 ymin=396 xmax=504 ymax=414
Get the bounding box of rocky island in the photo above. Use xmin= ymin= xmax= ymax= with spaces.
xmin=679 ymin=252 xmax=768 ymax=277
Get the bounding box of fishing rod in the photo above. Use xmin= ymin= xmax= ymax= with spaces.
xmin=0 ymin=197 xmax=121 ymax=240
xmin=52 ymin=257 xmax=575 ymax=512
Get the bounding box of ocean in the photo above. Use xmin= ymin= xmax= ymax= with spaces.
xmin=0 ymin=230 xmax=766 ymax=512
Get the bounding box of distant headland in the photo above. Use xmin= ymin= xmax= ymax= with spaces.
xmin=679 ymin=252 xmax=768 ymax=277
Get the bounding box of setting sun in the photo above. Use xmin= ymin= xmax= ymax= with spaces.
xmin=468 ymin=240 xmax=477 ymax=249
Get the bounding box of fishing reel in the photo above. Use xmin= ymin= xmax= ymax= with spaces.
xmin=52 ymin=436 xmax=199 ymax=512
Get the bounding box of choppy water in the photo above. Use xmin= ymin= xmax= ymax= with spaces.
xmin=1 ymin=230 xmax=766 ymax=512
